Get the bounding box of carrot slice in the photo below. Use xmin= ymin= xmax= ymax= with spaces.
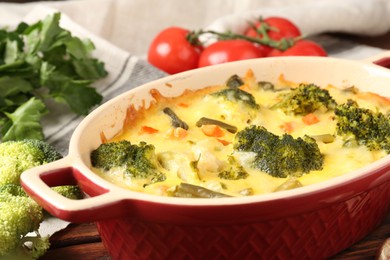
xmin=139 ymin=125 xmax=159 ymax=134
xmin=240 ymin=84 xmax=251 ymax=92
xmin=201 ymin=125 xmax=225 ymax=137
xmin=177 ymin=102 xmax=189 ymax=108
xmin=167 ymin=127 xmax=188 ymax=139
xmin=280 ymin=122 xmax=294 ymax=133
xmin=175 ymin=127 xmax=188 ymax=139
xmin=302 ymin=113 xmax=320 ymax=125
xmin=216 ymin=138 xmax=231 ymax=146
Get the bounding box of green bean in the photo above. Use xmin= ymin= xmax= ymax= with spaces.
xmin=226 ymin=74 xmax=244 ymax=89
xmin=163 ymin=107 xmax=189 ymax=130
xmin=173 ymin=183 xmax=231 ymax=198
xmin=196 ymin=117 xmax=237 ymax=133
xmin=310 ymin=134 xmax=335 ymax=144
xmin=257 ymin=81 xmax=275 ymax=91
xmin=274 ymin=177 xmax=303 ymax=192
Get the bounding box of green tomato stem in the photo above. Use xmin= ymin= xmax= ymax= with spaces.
xmin=187 ymin=19 xmax=300 ymax=51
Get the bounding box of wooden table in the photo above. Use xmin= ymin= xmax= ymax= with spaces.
xmin=39 ymin=31 xmax=390 ymax=260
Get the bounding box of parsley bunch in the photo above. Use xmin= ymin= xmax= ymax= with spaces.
xmin=0 ymin=12 xmax=107 ymax=141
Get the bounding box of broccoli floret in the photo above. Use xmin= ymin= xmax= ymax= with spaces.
xmin=20 ymin=234 xmax=50 ymax=260
xmin=272 ymin=83 xmax=337 ymax=115
xmin=0 ymin=184 xmax=81 ymax=259
xmin=233 ymin=125 xmax=323 ymax=178
xmin=0 ymin=183 xmax=27 ymax=197
xmin=90 ymin=140 xmax=133 ymax=171
xmin=335 ymin=99 xmax=390 ymax=153
xmin=0 ymin=191 xmax=48 ymax=259
xmin=208 ymin=74 xmax=259 ymax=109
xmin=0 ymin=139 xmax=62 ymax=185
xmin=0 ymin=140 xmax=81 ymax=259
xmin=0 ymin=183 xmax=82 ymax=201
xmin=91 ymin=140 xmax=167 ymax=185
xmin=218 ymin=155 xmax=249 ymax=180
xmin=210 ymin=88 xmax=260 ymax=110
xmin=52 ymin=185 xmax=83 ymax=200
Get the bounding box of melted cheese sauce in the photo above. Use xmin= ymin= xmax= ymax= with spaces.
xmin=93 ymin=71 xmax=389 ymax=197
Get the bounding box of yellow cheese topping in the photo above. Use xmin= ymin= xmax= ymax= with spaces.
xmin=92 ymin=71 xmax=389 ymax=197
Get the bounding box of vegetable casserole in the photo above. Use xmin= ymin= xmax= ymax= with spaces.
xmin=90 ymin=69 xmax=390 ymax=197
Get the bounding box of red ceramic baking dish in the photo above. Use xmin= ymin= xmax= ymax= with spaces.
xmin=21 ymin=54 xmax=390 ymax=260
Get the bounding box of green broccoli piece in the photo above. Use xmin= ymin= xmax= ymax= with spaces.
xmin=272 ymin=83 xmax=337 ymax=115
xmin=0 ymin=183 xmax=28 ymax=197
xmin=20 ymin=235 xmax=50 ymax=260
xmin=91 ymin=140 xmax=167 ymax=185
xmin=218 ymin=155 xmax=249 ymax=180
xmin=52 ymin=185 xmax=83 ymax=200
xmin=0 ymin=190 xmax=48 ymax=259
xmin=0 ymin=139 xmax=62 ymax=185
xmin=208 ymin=74 xmax=259 ymax=110
xmin=335 ymin=99 xmax=390 ymax=153
xmin=210 ymin=88 xmax=260 ymax=110
xmin=0 ymin=140 xmax=81 ymax=259
xmin=89 ymin=140 xmax=133 ymax=171
xmin=0 ymin=184 xmax=81 ymax=259
xmin=233 ymin=125 xmax=324 ymax=178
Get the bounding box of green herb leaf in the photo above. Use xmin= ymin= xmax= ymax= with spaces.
xmin=0 ymin=12 xmax=107 ymax=141
xmin=1 ymin=97 xmax=47 ymax=141
xmin=50 ymin=80 xmax=103 ymax=115
xmin=0 ymin=76 xmax=33 ymax=97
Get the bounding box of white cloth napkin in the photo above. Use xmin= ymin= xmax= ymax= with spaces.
xmin=1 ymin=0 xmax=389 ymax=247
xmin=206 ymin=0 xmax=390 ymax=38
xmin=199 ymin=0 xmax=390 ymax=56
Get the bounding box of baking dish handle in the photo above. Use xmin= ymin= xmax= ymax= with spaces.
xmin=20 ymin=157 xmax=126 ymax=223
xmin=362 ymin=50 xmax=390 ymax=68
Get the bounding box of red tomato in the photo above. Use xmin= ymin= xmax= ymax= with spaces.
xmin=147 ymin=27 xmax=202 ymax=74
xmin=245 ymin=17 xmax=301 ymax=56
xmin=268 ymin=40 xmax=327 ymax=57
xmin=198 ymin=40 xmax=264 ymax=67
xmin=246 ymin=17 xmax=301 ymax=40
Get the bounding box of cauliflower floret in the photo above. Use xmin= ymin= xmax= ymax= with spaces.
xmin=191 ymin=139 xmax=225 ymax=176
xmin=158 ymin=151 xmax=199 ymax=183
